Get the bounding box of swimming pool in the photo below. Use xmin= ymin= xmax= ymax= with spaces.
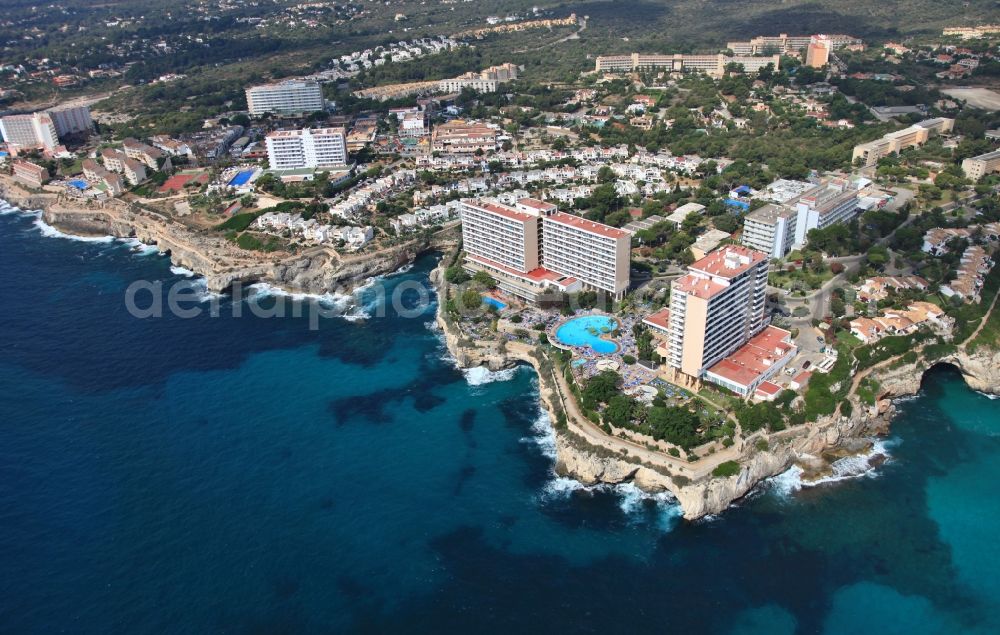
xmin=68 ymin=179 xmax=88 ymax=190
xmin=228 ymin=169 xmax=256 ymax=187
xmin=482 ymin=296 xmax=507 ymax=311
xmin=555 ymin=315 xmax=619 ymax=354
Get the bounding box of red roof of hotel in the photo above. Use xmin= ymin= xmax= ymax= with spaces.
xmin=755 ymin=381 xmax=782 ymax=396
xmin=546 ymin=211 xmax=629 ymax=239
xmin=467 ymin=199 xmax=536 ymax=223
xmin=643 ymin=308 xmax=671 ymax=331
xmin=673 ymin=272 xmax=729 ymax=300
xmin=793 ymin=371 xmax=813 ymax=386
xmin=469 ymin=254 xmax=566 ymax=285
xmin=706 ymin=326 xmax=796 ymax=389
xmin=689 ymin=245 xmax=766 ymax=280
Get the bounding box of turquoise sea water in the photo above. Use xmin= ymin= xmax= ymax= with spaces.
xmin=2 ymin=207 xmax=1000 ymax=633
xmin=554 ymin=315 xmax=619 ymax=354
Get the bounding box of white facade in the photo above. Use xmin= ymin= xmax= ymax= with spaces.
xmin=0 ymin=113 xmax=59 ymax=150
xmin=45 ymin=105 xmax=93 ymax=136
xmin=265 ymin=128 xmax=347 ymax=170
xmin=793 ymin=180 xmax=860 ymax=246
xmin=742 ymin=203 xmax=797 ymax=259
xmin=667 ymin=246 xmax=770 ymax=377
xmin=246 ymin=81 xmax=324 ymax=116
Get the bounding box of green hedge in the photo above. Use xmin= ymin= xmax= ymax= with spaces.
xmin=712 ymin=460 xmax=741 ymax=478
xmin=214 ymin=210 xmax=266 ymax=232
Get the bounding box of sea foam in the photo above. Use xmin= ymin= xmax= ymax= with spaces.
xmin=462 ymin=365 xmax=519 ymax=386
xmin=32 ymin=215 xmax=115 ymax=243
xmin=769 ymin=438 xmax=896 ymax=498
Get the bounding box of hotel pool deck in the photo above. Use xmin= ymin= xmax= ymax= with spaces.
xmin=554 ymin=315 xmax=620 ymax=354
xmin=227 ymin=169 xmax=257 ymax=187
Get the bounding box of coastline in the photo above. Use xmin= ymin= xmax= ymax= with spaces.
xmin=6 ymin=183 xmax=998 ymax=520
xmin=431 ymin=254 xmax=1000 ymax=520
xmin=0 ymin=176 xmax=457 ymax=297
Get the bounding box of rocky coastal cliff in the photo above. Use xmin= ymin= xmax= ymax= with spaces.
xmin=2 ymin=181 xmax=453 ymax=295
xmin=432 ymin=258 xmax=998 ymax=520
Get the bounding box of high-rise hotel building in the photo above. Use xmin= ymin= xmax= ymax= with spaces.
xmin=246 ymin=80 xmax=324 ymax=116
xmin=460 ymin=198 xmax=631 ymax=301
xmin=265 ymin=128 xmax=347 ymax=170
xmin=665 ymin=246 xmax=769 ymax=378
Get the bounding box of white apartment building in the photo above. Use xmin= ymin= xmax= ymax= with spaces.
xmin=45 ymin=105 xmax=93 ymax=136
xmin=594 ymin=53 xmax=780 ymax=78
xmin=265 ymin=128 xmax=347 ymax=170
xmin=962 ymin=150 xmax=1000 ymax=181
xmin=246 ymin=80 xmax=325 ymax=116
xmin=852 ymin=118 xmax=954 ymax=167
xmin=742 ymin=203 xmax=798 ymax=259
xmin=793 ymin=179 xmax=861 ymax=245
xmin=460 ymin=198 xmax=631 ymax=301
xmin=541 ymin=211 xmax=632 ymax=298
xmin=0 ymin=113 xmax=59 ymax=150
xmin=665 ymin=245 xmax=769 ymax=379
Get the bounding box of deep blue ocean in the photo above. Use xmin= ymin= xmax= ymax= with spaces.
xmin=2 ymin=207 xmax=1000 ymax=634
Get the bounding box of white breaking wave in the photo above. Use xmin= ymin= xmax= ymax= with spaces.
xmin=520 ymin=405 xmax=557 ymax=460
xmin=247 ymin=282 xmax=352 ymax=310
xmin=522 ymin=403 xmax=683 ymax=530
xmin=769 ymin=438 xmax=896 ymax=498
xmin=121 ymin=238 xmax=160 ymax=256
xmin=170 ymin=265 xmax=196 ymax=277
xmin=31 ymin=215 xmax=115 ymax=243
xmin=188 ymin=277 xmax=226 ymax=304
xmin=0 ymin=200 xmax=26 ymax=215
xmin=462 ymin=365 xmax=520 ymax=386
xmin=977 ymin=391 xmax=1000 ymax=400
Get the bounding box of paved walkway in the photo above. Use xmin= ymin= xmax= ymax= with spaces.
xmin=505 ymin=341 xmax=743 ymax=480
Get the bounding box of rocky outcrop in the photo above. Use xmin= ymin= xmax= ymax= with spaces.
xmin=941 ymin=348 xmax=1000 ymax=395
xmin=433 ymin=253 xmax=905 ymax=520
xmin=29 ymin=195 xmax=452 ymax=296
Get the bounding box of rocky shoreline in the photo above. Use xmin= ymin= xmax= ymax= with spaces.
xmin=431 ymin=256 xmax=1000 ymax=520
xmin=0 ymin=179 xmax=456 ymax=296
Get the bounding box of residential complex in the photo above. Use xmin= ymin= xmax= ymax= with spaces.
xmin=961 ymin=149 xmax=1000 ymax=181
xmin=123 ymin=138 xmax=168 ymax=170
xmin=665 ymin=246 xmax=767 ymax=372
xmin=245 ymin=80 xmax=325 ymax=116
xmin=792 ymin=178 xmax=863 ymax=244
xmin=431 ymin=121 xmax=499 ymax=155
xmin=82 ymin=159 xmax=125 ymax=196
xmin=727 ymin=33 xmax=860 ymax=56
xmin=741 ymin=178 xmax=865 ymax=257
xmin=12 ymin=160 xmax=49 ymax=188
xmin=100 ymin=148 xmax=147 ymax=185
xmin=851 ymin=117 xmax=954 ymax=167
xmin=265 ymin=128 xmax=348 ymax=170
xmin=942 ymin=25 xmax=1000 ymax=39
xmin=438 ymin=63 xmax=519 ymax=93
xmin=459 ymin=197 xmax=631 ymax=301
xmin=594 ymin=53 xmax=780 ymax=78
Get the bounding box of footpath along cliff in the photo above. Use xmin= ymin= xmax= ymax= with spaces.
xmin=1 ymin=179 xmax=456 ymax=295
xmin=432 ymin=258 xmax=1000 ymax=520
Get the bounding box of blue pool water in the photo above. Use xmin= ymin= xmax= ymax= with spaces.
xmin=228 ymin=169 xmax=255 ymax=187
xmin=68 ymin=179 xmax=88 ymax=190
xmin=555 ymin=315 xmax=619 ymax=354
xmin=482 ymin=296 xmax=507 ymax=311
xmin=4 ymin=203 xmax=1000 ymax=633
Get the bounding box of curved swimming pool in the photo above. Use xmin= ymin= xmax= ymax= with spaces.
xmin=555 ymin=315 xmax=619 ymax=354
